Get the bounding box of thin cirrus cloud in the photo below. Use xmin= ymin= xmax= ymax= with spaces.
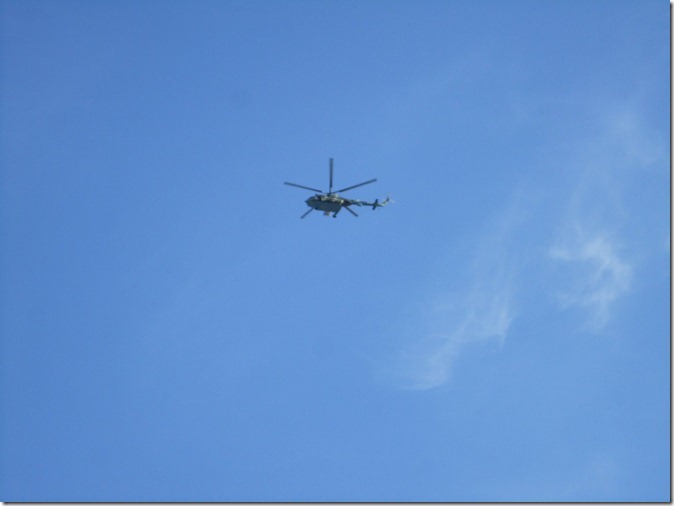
xmin=547 ymin=101 xmax=664 ymax=332
xmin=550 ymin=234 xmax=632 ymax=332
xmin=386 ymin=200 xmax=521 ymax=391
xmin=395 ymin=274 xmax=515 ymax=391
xmin=384 ymin=99 xmax=662 ymax=390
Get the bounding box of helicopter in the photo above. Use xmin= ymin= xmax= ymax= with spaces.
xmin=284 ymin=158 xmax=390 ymax=219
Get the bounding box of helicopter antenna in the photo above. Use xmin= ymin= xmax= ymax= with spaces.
xmin=329 ymin=158 xmax=334 ymax=195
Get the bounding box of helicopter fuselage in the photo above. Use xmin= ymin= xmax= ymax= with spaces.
xmin=306 ymin=194 xmax=348 ymax=214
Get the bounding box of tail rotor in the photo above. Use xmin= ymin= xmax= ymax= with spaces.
xmin=372 ymin=194 xmax=392 ymax=210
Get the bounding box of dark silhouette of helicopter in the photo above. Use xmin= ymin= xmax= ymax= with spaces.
xmin=284 ymin=158 xmax=390 ymax=218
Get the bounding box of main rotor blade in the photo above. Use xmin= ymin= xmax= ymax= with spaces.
xmin=300 ymin=208 xmax=314 ymax=219
xmin=329 ymin=158 xmax=333 ymax=194
xmin=344 ymin=206 xmax=359 ymax=217
xmin=284 ymin=181 xmax=324 ymax=193
xmin=335 ymin=178 xmax=377 ymax=194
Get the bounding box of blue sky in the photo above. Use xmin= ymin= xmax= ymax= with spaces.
xmin=0 ymin=0 xmax=669 ymax=502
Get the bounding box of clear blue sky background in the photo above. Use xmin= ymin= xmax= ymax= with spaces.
xmin=0 ymin=0 xmax=669 ymax=502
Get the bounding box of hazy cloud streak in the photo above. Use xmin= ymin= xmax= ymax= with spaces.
xmin=385 ymin=98 xmax=664 ymax=390
xmin=547 ymin=100 xmax=664 ymax=331
xmin=388 ymin=199 xmax=522 ymax=391
xmin=551 ymin=234 xmax=632 ymax=331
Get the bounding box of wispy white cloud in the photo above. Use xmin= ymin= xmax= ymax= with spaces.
xmin=396 ymin=285 xmax=515 ymax=391
xmin=380 ymin=97 xmax=664 ymax=390
xmin=550 ymin=233 xmax=632 ymax=331
xmin=384 ymin=198 xmax=522 ymax=391
xmin=546 ymin=99 xmax=664 ymax=331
